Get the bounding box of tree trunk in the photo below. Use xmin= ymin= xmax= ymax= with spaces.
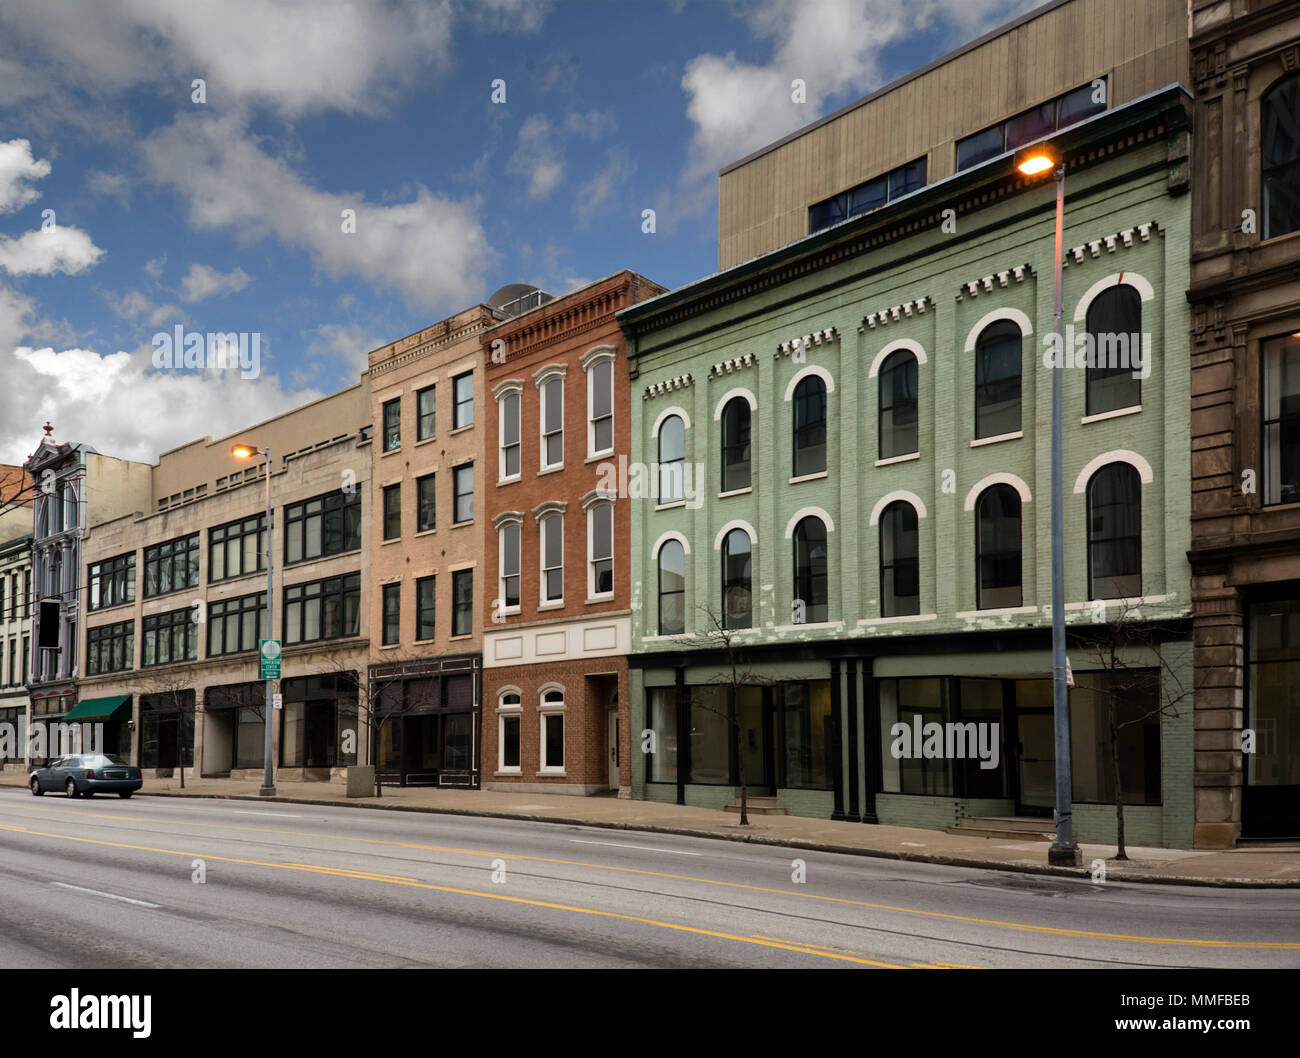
xmin=735 ymin=707 xmax=749 ymax=827
xmin=1111 ymin=710 xmax=1126 ymax=860
xmin=177 ymin=708 xmax=185 ymax=790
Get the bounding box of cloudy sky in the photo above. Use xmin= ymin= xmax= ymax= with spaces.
xmin=0 ymin=0 xmax=1034 ymax=466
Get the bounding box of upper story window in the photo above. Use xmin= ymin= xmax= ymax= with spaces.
xmin=792 ymin=376 xmax=827 ymax=476
xmin=500 ymin=391 xmax=521 ymax=481
xmin=144 ymin=534 xmax=199 ymax=598
xmin=382 ymin=398 xmax=400 ymax=452
xmin=720 ymin=397 xmax=751 ymax=492
xmin=588 ymin=501 xmax=614 ymax=598
xmin=383 ymin=484 xmax=402 ymax=541
xmin=956 ymin=80 xmax=1106 ymax=171
xmin=208 ymin=593 xmax=265 ymax=658
xmin=499 ymin=521 xmax=521 ymax=612
xmin=975 ymin=321 xmax=1023 ymax=438
xmin=284 ymin=572 xmax=361 ymax=645
xmin=540 ymin=377 xmax=564 ymax=470
xmin=657 ymin=538 xmax=685 ymax=635
xmin=453 ymin=464 xmax=474 ymax=524
xmin=453 ymin=371 xmax=474 ymax=429
xmin=1085 ymin=285 xmax=1143 ymax=415
xmin=722 ymin=528 xmax=752 ymax=630
xmin=417 ymin=385 xmax=436 ymax=441
xmin=1263 ymin=333 xmax=1300 ymax=506
xmin=879 ymin=501 xmax=919 ymax=617
xmin=451 ymin=568 xmax=473 ymax=637
xmin=382 ymin=583 xmax=400 ymax=646
xmin=1262 ymin=74 xmax=1300 ymax=241
xmin=878 ymin=351 xmax=918 ymax=459
xmin=792 ymin=517 xmax=828 ymax=624
xmin=86 ymin=620 xmax=133 ymax=675
xmin=658 ymin=415 xmax=685 ymax=503
xmin=808 ymin=157 xmax=926 ymax=234
xmin=975 ymin=484 xmax=1022 ymax=610
xmin=588 ymin=358 xmax=614 ymax=457
xmin=417 ymin=473 xmax=436 ymax=532
xmin=285 ymin=489 xmax=361 ymax=564
xmin=142 ymin=607 xmax=198 ymax=666
xmin=1087 ymin=463 xmax=1141 ymax=600
xmin=88 ymin=552 xmax=135 ymax=611
xmin=540 ymin=513 xmax=563 ymax=604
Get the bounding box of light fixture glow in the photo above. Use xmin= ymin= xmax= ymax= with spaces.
xmin=231 ymin=443 xmax=256 ymax=459
xmin=1017 ymin=153 xmax=1056 ymax=176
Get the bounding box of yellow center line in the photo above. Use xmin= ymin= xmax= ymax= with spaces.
xmin=2 ymin=803 xmax=1294 ymax=950
xmin=0 ymin=823 xmax=904 ymax=968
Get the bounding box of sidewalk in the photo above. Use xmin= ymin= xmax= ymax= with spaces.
xmin=4 ymin=771 xmax=1298 ymax=887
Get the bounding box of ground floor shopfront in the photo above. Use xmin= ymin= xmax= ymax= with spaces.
xmin=371 ymin=654 xmax=481 ymax=788
xmin=630 ymin=627 xmax=1196 ymax=849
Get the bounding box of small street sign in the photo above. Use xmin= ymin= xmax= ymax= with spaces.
xmin=272 ymin=693 xmax=283 ymax=710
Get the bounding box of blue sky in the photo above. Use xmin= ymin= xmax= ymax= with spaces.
xmin=0 ymin=0 xmax=1034 ymax=465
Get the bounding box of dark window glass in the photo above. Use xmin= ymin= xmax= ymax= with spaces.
xmin=878 ymin=351 xmax=918 ymax=459
xmin=808 ymin=157 xmax=927 ymax=234
xmin=792 ymin=375 xmax=827 ymax=476
xmin=590 ymin=360 xmax=614 ymax=454
xmin=792 ymin=517 xmax=828 ymax=624
xmin=502 ymin=714 xmax=521 ymax=769
xmin=543 ymin=712 xmax=564 ymax=768
xmin=1087 ymin=463 xmax=1141 ymax=600
xmin=209 ymin=515 xmax=266 ymax=582
xmin=1247 ymin=599 xmax=1300 ymax=788
xmin=1263 ymin=334 xmax=1300 ymax=505
xmin=879 ymin=677 xmax=953 ymax=795
xmin=142 ymin=608 xmax=197 ymax=666
xmin=590 ymin=503 xmax=613 ymax=595
xmin=1006 ymin=101 xmax=1055 ymax=151
xmin=143 ymin=535 xmax=199 ymax=598
xmin=88 ymin=553 xmax=136 ymax=611
xmin=284 ymin=489 xmax=361 ymax=564
xmin=382 ymin=583 xmax=400 ymax=646
xmin=382 ymin=398 xmax=400 ymax=451
xmin=542 ymin=377 xmax=563 ymax=467
xmin=1262 ymin=74 xmax=1300 ymax=240
xmin=782 ymin=681 xmax=833 ymax=789
xmin=500 ymin=522 xmax=520 ymax=608
xmin=383 ymin=484 xmax=401 ymax=541
xmin=417 ymin=385 xmax=436 ymax=441
xmin=417 ymin=473 xmax=436 ymax=532
xmin=207 ymin=593 xmax=265 ymax=657
xmin=956 ymin=125 xmax=1004 ymax=170
xmin=688 ymin=684 xmax=728 ymax=784
xmin=541 ymin=514 xmax=563 ymax=602
xmin=722 ymin=529 xmax=752 ymax=629
xmin=452 ymin=569 xmax=473 ymax=636
xmin=1085 ymin=285 xmax=1143 ymax=415
xmin=453 ymin=464 xmax=473 ymax=523
xmin=283 ymin=572 xmax=361 ymax=645
xmin=416 ymin=576 xmax=435 ymax=641
xmin=975 ymin=485 xmax=1022 ymax=610
xmin=87 ymin=621 xmax=133 ymax=675
xmin=453 ymin=372 xmax=474 ymax=429
xmin=880 ymin=501 xmax=919 ymax=617
xmin=1071 ymin=670 xmax=1162 ymax=804
xmin=1057 ymin=81 xmax=1106 ymax=127
xmin=658 ymin=415 xmax=685 ymax=502
xmin=501 ymin=392 xmax=521 ymax=478
xmin=808 ymin=194 xmax=847 ymax=233
xmin=658 ymin=539 xmax=685 ymax=635
xmin=975 ymin=320 xmax=1022 ymax=438
xmin=888 ymin=158 xmax=926 ymax=199
xmin=721 ymin=397 xmax=751 ymax=492
xmin=848 ymin=178 xmax=886 ymax=216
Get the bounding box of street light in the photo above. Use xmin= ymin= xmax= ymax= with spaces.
xmin=1016 ymin=144 xmax=1081 ymax=867
xmin=232 ymin=442 xmax=276 ymax=796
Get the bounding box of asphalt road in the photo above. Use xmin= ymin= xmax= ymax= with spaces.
xmin=1 ymin=788 xmax=1297 ymax=969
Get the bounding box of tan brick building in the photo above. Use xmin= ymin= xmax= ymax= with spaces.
xmin=364 ymin=306 xmax=495 ymax=786
xmin=480 ymin=272 xmax=665 ymax=794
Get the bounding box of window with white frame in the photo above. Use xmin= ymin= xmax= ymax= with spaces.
xmin=500 ymin=390 xmax=521 ymax=481
xmin=587 ymin=356 xmax=614 ymax=457
xmin=498 ymin=690 xmax=522 ymax=773
xmin=540 ymin=513 xmax=563 ymax=604
xmin=498 ymin=519 xmax=521 ymax=613
xmin=587 ymin=500 xmax=613 ymax=598
xmin=539 ymin=687 xmax=565 ymax=772
xmin=541 ymin=377 xmax=563 ymax=470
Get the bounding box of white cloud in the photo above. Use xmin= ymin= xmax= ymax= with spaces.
xmin=507 ymin=115 xmax=565 ymax=202
xmin=459 ymin=0 xmax=553 ymax=34
xmin=301 ymin=321 xmax=385 ymax=381
xmin=574 ymin=148 xmax=636 ymax=229
xmin=85 ymin=169 xmax=132 ymax=205
xmin=563 ymin=109 xmax=617 ymax=139
xmin=0 ymin=225 xmax=104 ymax=276
xmin=142 ymin=112 xmax=493 ymax=314
xmin=180 ymin=262 xmax=253 ymax=302
xmin=0 ymin=139 xmax=51 ymax=212
xmin=144 ymin=255 xmax=166 ymax=279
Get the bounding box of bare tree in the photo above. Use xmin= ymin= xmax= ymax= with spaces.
xmin=137 ymin=668 xmax=198 ymax=789
xmin=1073 ymin=601 xmax=1191 ymax=860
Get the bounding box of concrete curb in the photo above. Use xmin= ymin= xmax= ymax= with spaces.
xmin=130 ymin=789 xmax=1300 ymax=889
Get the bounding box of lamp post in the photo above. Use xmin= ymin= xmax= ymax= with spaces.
xmin=1017 ymin=146 xmax=1081 ymax=867
xmin=232 ymin=442 xmax=276 ymax=796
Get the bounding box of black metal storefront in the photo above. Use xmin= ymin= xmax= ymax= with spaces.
xmin=371 ymin=654 xmax=480 ymax=788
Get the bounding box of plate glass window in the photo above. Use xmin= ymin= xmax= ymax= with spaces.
xmin=417 ymin=385 xmax=436 ymax=441
xmin=453 ymin=464 xmax=473 ymax=523
xmin=792 ymin=376 xmax=826 ymax=476
xmin=1263 ymin=334 xmax=1300 ymax=505
xmin=451 ymin=569 xmax=473 ymax=636
xmin=453 ymin=372 xmax=474 ymax=429
xmin=974 ymin=321 xmax=1022 ymax=438
xmin=657 ymin=538 xmax=685 ymax=635
xmin=721 ymin=397 xmax=751 ymax=491
xmin=382 ymin=398 xmax=400 ymax=451
xmin=658 ymin=415 xmax=685 ymax=502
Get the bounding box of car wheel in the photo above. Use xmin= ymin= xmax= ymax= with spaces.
xmin=30 ymin=776 xmax=42 ymax=796
xmin=65 ymin=778 xmax=78 ymax=798
xmin=119 ymin=791 xmax=132 ymax=799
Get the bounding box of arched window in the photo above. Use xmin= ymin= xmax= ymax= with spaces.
xmin=878 ymin=351 xmax=918 ymax=459
xmin=721 ymin=529 xmax=752 ymax=629
xmin=498 ymin=690 xmax=522 ymax=773
xmin=975 ymin=485 xmax=1022 ymax=609
xmin=721 ymin=398 xmax=751 ymax=491
xmin=657 ymin=539 xmax=685 ymax=635
xmin=540 ymin=688 xmax=565 ymax=772
xmin=1088 ymin=463 xmax=1141 ymax=600
xmin=1085 ymin=285 xmax=1142 ymax=415
xmin=658 ymin=414 xmax=685 ymax=503
xmin=879 ymin=501 xmax=919 ymax=617
xmin=792 ymin=517 xmax=828 ymax=624
xmin=792 ymin=376 xmax=827 ymax=476
xmin=974 ymin=320 xmax=1022 ymax=438
xmin=1262 ymin=74 xmax=1300 ymax=240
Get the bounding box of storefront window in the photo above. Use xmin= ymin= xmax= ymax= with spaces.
xmin=646 ymin=687 xmax=677 ymax=783
xmin=688 ymin=685 xmax=729 ymax=784
xmin=139 ymin=692 xmax=195 ymax=770
xmin=1248 ymin=599 xmax=1300 ymax=787
xmin=781 ymin=682 xmax=832 ymax=789
xmin=280 ymin=675 xmax=358 ymax=768
xmin=879 ymin=677 xmax=952 ymax=795
xmin=1070 ymin=670 xmax=1161 ymax=804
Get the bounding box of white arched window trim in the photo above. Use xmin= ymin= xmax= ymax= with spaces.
xmin=714 ymin=520 xmax=757 ymax=551
xmin=783 ymin=365 xmax=835 ymax=402
xmin=1072 ymin=272 xmax=1156 ymax=323
xmin=963 ymin=308 xmax=1033 ymax=352
xmin=651 ymin=406 xmax=690 ymax=437
xmin=713 ymin=388 xmax=758 ymax=420
xmin=1072 ymin=450 xmax=1155 ymax=494
xmin=868 ymin=490 xmax=928 ymax=525
xmin=963 ymin=473 xmax=1033 ymax=512
xmin=867 ymin=339 xmax=927 ymax=378
xmin=784 ymin=507 xmax=834 ymax=538
xmin=653 ymin=530 xmax=691 ymax=557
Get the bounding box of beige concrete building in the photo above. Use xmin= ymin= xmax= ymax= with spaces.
xmin=716 ymin=0 xmax=1190 ymax=269
xmin=75 ymin=385 xmax=372 ymax=782
xmin=364 ymin=305 xmax=495 ymax=786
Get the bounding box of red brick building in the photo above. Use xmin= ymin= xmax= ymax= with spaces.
xmin=480 ymin=272 xmax=664 ymax=794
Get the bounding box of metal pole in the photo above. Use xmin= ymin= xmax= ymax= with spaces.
xmin=1049 ymin=165 xmax=1079 ymax=866
xmin=261 ymin=447 xmax=276 ymax=796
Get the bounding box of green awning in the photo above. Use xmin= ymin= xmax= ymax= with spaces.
xmin=64 ymin=694 xmax=131 ymax=722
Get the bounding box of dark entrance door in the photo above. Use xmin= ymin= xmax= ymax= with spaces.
xmin=403 ymin=714 xmax=440 ymax=785
xmin=1244 ymin=597 xmax=1300 ymax=839
xmin=736 ymin=686 xmax=774 ymax=795
xmin=1014 ymin=679 xmax=1054 ymax=817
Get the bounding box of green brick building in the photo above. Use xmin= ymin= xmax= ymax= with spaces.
xmin=617 ymin=85 xmax=1197 ymax=848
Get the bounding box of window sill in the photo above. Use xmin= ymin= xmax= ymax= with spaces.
xmin=450 ymin=520 xmax=474 ymax=530
xmin=655 ymin=500 xmax=687 ymax=511
xmin=381 ymin=536 xmax=402 ymax=546
xmin=954 ymin=604 xmax=1037 ymax=618
xmin=857 ymin=613 xmax=936 ymax=626
xmin=414 ymin=528 xmax=436 ymax=538
xmin=538 ymin=464 xmax=564 ymax=477
xmin=378 ymin=642 xmax=401 ymax=651
xmin=448 ymin=633 xmax=473 ymax=642
xmin=497 ymin=475 xmax=520 ymax=487
xmin=875 ymin=452 xmax=919 ymax=467
xmin=497 ymin=607 xmax=521 ymax=618
xmin=970 ymin=430 xmax=1022 ymax=448
xmin=415 ymin=436 xmax=437 ymax=448
xmin=450 ymin=424 xmax=474 ymax=436
xmin=380 ymin=446 xmax=402 ymax=457
xmin=642 ymin=633 xmax=692 ymax=642
xmin=1065 ymin=594 xmax=1166 ymax=610
xmin=585 ymin=451 xmax=615 ymax=464
xmin=86 ymin=601 xmax=136 ymax=615
xmin=773 ymin=621 xmax=841 ymax=632
xmin=1081 ymin=405 xmax=1141 ymax=425
xmin=538 ymin=770 xmax=566 ymax=777
xmin=718 ymin=486 xmax=752 ymax=499
xmin=789 ymin=471 xmax=828 ymax=484
xmin=585 ymin=594 xmax=615 ymax=605
xmin=538 ymin=600 xmax=564 ymax=611
xmin=494 ymin=769 xmax=522 ymax=777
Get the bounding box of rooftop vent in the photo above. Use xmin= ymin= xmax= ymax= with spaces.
xmin=489 ymin=283 xmax=553 ymax=320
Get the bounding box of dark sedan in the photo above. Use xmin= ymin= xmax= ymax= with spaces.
xmin=30 ymin=754 xmax=143 ymax=798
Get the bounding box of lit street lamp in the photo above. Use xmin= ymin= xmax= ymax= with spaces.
xmin=1017 ymin=145 xmax=1081 ymax=867
xmin=232 ymin=442 xmax=276 ymax=796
